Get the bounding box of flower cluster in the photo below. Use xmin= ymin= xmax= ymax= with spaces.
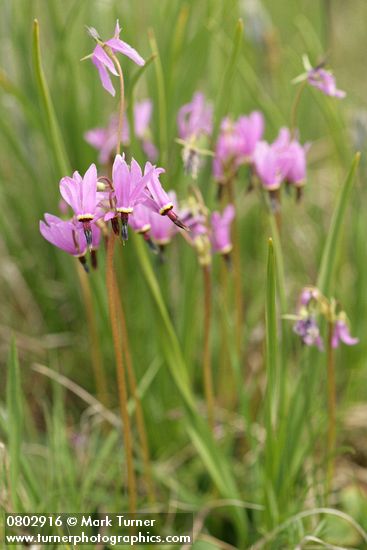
xmin=291 ymin=286 xmax=358 ymax=350
xmin=40 ymin=157 xmax=186 ymax=270
xmin=253 ymin=127 xmax=308 ymax=197
xmin=213 ymin=111 xmax=264 ymax=183
xmin=85 ymin=99 xmax=157 ymax=165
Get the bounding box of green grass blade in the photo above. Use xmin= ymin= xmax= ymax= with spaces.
xmin=148 ymin=29 xmax=168 ymax=165
xmin=32 ymin=19 xmax=70 ymax=176
xmin=265 ymin=238 xmax=278 ymax=430
xmin=317 ymin=152 xmax=361 ymax=296
xmin=6 ymin=338 xmax=23 ymax=510
xmin=133 ymin=234 xmax=247 ymax=541
xmin=214 ymin=18 xmax=243 ymax=134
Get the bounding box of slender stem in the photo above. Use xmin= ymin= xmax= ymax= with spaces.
xmin=202 ymin=265 xmax=215 ymax=429
xmin=113 ymin=269 xmax=155 ymax=503
xmin=78 ymin=266 xmax=109 ymax=407
xmin=227 ymin=177 xmax=243 ymax=359
xmin=106 ymin=234 xmax=137 ymax=513
xmin=326 ymin=320 xmax=336 ymax=498
xmin=109 ymin=52 xmax=125 ymax=155
xmin=290 ymin=80 xmax=307 ymax=139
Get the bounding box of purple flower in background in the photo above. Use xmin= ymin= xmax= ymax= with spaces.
xmin=85 ymin=100 xmax=157 ymax=164
xmin=213 ymin=113 xmax=264 ymax=182
xmin=89 ymin=21 xmax=144 ymax=96
xmin=211 ymin=204 xmax=235 ymax=255
xmin=59 ymin=164 xmax=99 ymax=246
xmin=332 ymin=319 xmax=359 ymax=349
xmin=253 ymin=141 xmax=284 ymax=190
xmin=299 ymin=287 xmax=320 ymax=307
xmin=293 ymin=56 xmax=346 ymax=99
xmin=236 ymin=111 xmax=264 ymax=161
xmin=177 ymin=92 xmax=213 ymax=141
xmin=307 ymin=67 xmax=346 ymax=99
xmin=293 ymin=317 xmax=323 ymax=350
xmin=129 ymin=203 xmax=151 ymax=235
xmin=272 ymin=128 xmax=308 ymax=187
xmin=85 ymin=114 xmax=129 ymax=165
xmin=213 ymin=118 xmax=241 ymax=182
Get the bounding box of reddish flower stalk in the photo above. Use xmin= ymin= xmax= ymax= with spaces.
xmin=78 ymin=265 xmax=109 ymax=407
xmin=202 ymin=264 xmax=214 ymax=430
xmin=226 ymin=177 xmax=244 ymax=359
xmin=326 ymin=319 xmax=336 ymax=499
xmin=106 ymin=234 xmax=137 ymax=513
xmin=112 ymin=268 xmax=155 ymax=503
xmin=109 ymin=52 xmax=125 ymax=156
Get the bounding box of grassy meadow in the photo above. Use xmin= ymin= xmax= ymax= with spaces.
xmin=1 ymin=0 xmax=367 ymax=548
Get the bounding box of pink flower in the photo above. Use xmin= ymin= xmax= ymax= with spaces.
xmin=307 ymin=67 xmax=346 ymax=99
xmin=129 ymin=203 xmax=151 ymax=235
xmin=253 ymin=141 xmax=284 ymax=190
xmin=332 ymin=320 xmax=359 ymax=348
xmin=211 ymin=205 xmax=235 ymax=255
xmin=143 ymin=164 xmax=187 ymax=230
xmin=254 ymin=128 xmax=308 ymax=190
xmin=40 ymin=214 xmax=100 ymax=257
xmin=90 ymin=21 xmax=144 ymax=96
xmin=213 ymin=113 xmax=264 ymax=182
xmin=105 ymin=155 xmax=157 ymax=240
xmin=177 ymin=92 xmax=213 ymax=140
xmin=272 ymin=128 xmax=308 ymax=187
xmin=84 ymin=114 xmax=129 ymax=165
xmin=59 ymin=164 xmax=99 ymax=246
xmin=213 ymin=118 xmax=241 ymax=182
xmin=85 ymin=100 xmax=157 ymax=164
xmin=236 ymin=111 xmax=264 ymax=161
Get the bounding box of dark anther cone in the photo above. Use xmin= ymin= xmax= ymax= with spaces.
xmin=78 ymin=256 xmax=89 ymax=273
xmin=111 ymin=217 xmax=120 ymax=236
xmin=120 ymin=213 xmax=129 ymax=241
xmin=167 ymin=210 xmax=189 ymax=231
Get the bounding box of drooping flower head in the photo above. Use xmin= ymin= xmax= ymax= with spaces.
xmin=293 ymin=55 xmax=346 ymax=99
xmin=149 ymin=192 xmax=179 ymax=246
xmin=87 ymin=21 xmax=144 ymax=96
xmin=253 ymin=128 xmax=308 ymax=201
xmin=289 ymin=286 xmax=358 ymax=352
xmin=85 ymin=99 xmax=157 ymax=164
xmin=213 ymin=112 xmax=264 ymax=183
xmin=143 ymin=163 xmax=187 ymax=230
xmin=332 ymin=314 xmax=359 ymax=349
xmin=211 ymin=204 xmax=235 ymax=256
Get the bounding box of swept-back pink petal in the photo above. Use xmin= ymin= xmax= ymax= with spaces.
xmin=92 ymin=56 xmax=116 ymax=96
xmin=92 ymin=44 xmax=118 ymax=75
xmin=106 ymin=37 xmax=145 ymax=66
xmin=112 ymin=154 xmax=131 ymax=209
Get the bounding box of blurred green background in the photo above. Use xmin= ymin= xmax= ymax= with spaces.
xmin=1 ymin=0 xmax=367 ymax=548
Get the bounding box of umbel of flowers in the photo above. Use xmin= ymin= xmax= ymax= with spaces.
xmin=40 ymin=155 xmax=188 ymax=270
xmin=291 ymin=286 xmax=358 ymax=350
